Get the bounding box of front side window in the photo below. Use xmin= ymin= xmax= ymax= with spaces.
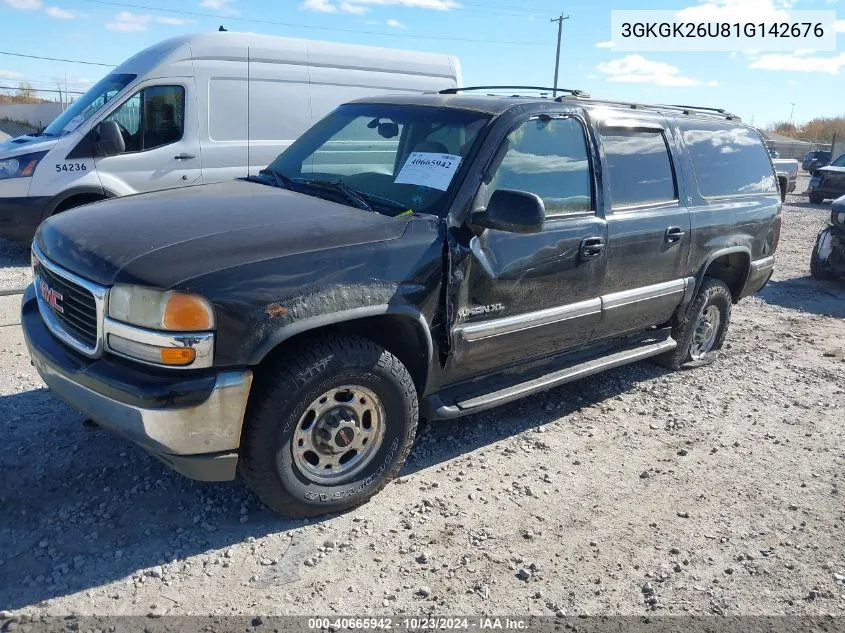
xmin=680 ymin=121 xmax=778 ymax=197
xmin=601 ymin=128 xmax=677 ymax=208
xmin=480 ymin=117 xmax=593 ymax=216
xmin=43 ymin=73 xmax=136 ymax=137
xmin=267 ymin=104 xmax=490 ymax=217
xmin=104 ymin=85 xmax=185 ymax=154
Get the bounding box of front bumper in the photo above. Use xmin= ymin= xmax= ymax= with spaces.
xmin=22 ymin=287 xmax=252 ymax=481
xmin=0 ymin=195 xmax=49 ymax=241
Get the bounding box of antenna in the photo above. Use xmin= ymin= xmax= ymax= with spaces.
xmin=247 ymin=46 xmax=250 ymax=178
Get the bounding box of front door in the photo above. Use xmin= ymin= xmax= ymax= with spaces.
xmin=445 ymin=114 xmax=607 ymax=384
xmin=94 ymin=80 xmax=201 ymax=195
xmin=591 ymin=119 xmax=692 ymax=340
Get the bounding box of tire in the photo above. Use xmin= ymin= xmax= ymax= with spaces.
xmin=657 ymin=277 xmax=732 ymax=371
xmin=810 ymin=229 xmax=835 ymax=281
xmin=809 ymin=193 xmax=825 ymax=205
xmin=239 ymin=335 xmax=418 ymax=518
xmin=778 ymin=177 xmax=787 ymax=202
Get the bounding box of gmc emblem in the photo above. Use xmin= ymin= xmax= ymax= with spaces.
xmin=39 ymin=278 xmax=64 ymax=314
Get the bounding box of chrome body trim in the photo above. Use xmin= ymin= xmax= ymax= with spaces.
xmin=602 ymin=278 xmax=690 ymax=311
xmin=750 ymin=255 xmax=775 ymax=272
xmin=104 ymin=318 xmax=215 ymax=370
xmin=30 ymin=349 xmax=253 ymax=457
xmin=32 ymin=243 xmax=108 ymax=359
xmin=456 ymin=298 xmax=601 ymax=342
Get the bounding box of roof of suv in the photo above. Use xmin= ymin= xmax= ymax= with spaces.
xmin=351 ymin=89 xmax=742 ymax=121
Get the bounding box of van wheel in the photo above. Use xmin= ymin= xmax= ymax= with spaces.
xmin=239 ymin=335 xmax=418 ymax=518
xmin=657 ymin=278 xmax=732 ymax=370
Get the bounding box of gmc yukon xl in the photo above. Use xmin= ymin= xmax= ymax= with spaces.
xmin=22 ymin=88 xmax=782 ymax=517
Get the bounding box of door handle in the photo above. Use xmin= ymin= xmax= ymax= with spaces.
xmin=580 ymin=237 xmax=606 ymax=259
xmin=174 ymin=153 xmax=195 ymax=160
xmin=665 ymin=227 xmax=685 ymax=243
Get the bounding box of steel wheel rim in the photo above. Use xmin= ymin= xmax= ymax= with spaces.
xmin=291 ymin=384 xmax=386 ymax=485
xmin=690 ymin=305 xmax=721 ymax=360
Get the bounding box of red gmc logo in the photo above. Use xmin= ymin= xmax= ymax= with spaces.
xmin=39 ymin=278 xmax=64 ymax=314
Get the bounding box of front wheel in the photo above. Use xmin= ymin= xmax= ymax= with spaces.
xmin=657 ymin=277 xmax=732 ymax=370
xmin=810 ymin=227 xmax=836 ymax=281
xmin=809 ymin=193 xmax=825 ymax=205
xmin=239 ymin=335 xmax=419 ymax=518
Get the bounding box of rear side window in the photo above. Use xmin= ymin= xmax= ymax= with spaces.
xmin=601 ymin=128 xmax=677 ymax=208
xmin=679 ymin=121 xmax=777 ymax=197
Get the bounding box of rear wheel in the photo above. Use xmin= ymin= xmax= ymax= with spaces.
xmin=239 ymin=335 xmax=418 ymax=518
xmin=810 ymin=228 xmax=836 ymax=281
xmin=657 ymin=277 xmax=732 ymax=370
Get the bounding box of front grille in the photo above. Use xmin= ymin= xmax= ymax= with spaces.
xmin=35 ymin=261 xmax=98 ymax=348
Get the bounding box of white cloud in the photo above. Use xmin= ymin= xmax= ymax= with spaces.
xmin=595 ymin=41 xmax=616 ymax=49
xmin=157 ymin=16 xmax=195 ymax=25
xmin=386 ymin=18 xmax=406 ymax=28
xmin=0 ymin=70 xmax=25 ymax=80
xmin=749 ymin=52 xmax=845 ymax=75
xmin=832 ymin=20 xmax=845 ymax=32
xmin=3 ymin=0 xmax=42 ymax=9
xmin=301 ymin=0 xmax=457 ymax=14
xmin=199 ymin=0 xmax=238 ymax=15
xmin=596 ymin=54 xmax=716 ymax=87
xmin=45 ymin=6 xmax=74 ymax=19
xmin=677 ymin=0 xmax=791 ymax=24
xmin=105 ymin=10 xmax=151 ymax=32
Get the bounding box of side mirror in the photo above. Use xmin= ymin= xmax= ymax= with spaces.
xmin=96 ymin=121 xmax=125 ymax=156
xmin=470 ymin=189 xmax=545 ymax=234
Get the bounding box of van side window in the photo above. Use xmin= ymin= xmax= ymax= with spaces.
xmin=679 ymin=121 xmax=778 ymax=197
xmin=601 ymin=128 xmax=677 ymax=208
xmin=478 ymin=117 xmax=593 ymax=217
xmin=105 ymin=85 xmax=185 ymax=153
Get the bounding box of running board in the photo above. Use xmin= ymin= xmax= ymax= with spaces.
xmin=425 ymin=331 xmax=676 ymax=420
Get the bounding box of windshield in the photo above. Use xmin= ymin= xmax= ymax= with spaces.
xmin=42 ymin=73 xmax=136 ymax=137
xmin=831 ymin=154 xmax=845 ymax=167
xmin=266 ymin=103 xmax=491 ymax=216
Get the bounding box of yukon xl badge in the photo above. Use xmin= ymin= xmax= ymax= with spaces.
xmin=459 ymin=303 xmax=505 ymax=319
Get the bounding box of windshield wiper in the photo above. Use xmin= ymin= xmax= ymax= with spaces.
xmin=259 ymin=168 xmax=292 ymax=190
xmin=295 ymin=178 xmax=373 ymax=212
xmin=355 ymin=191 xmax=413 ymax=215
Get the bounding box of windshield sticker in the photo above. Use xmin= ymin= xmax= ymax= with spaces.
xmin=395 ymin=152 xmax=462 ymax=191
xmin=62 ymin=115 xmax=85 ymax=133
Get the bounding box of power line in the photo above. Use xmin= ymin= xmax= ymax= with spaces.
xmin=78 ymin=0 xmax=547 ymax=46
xmin=0 ymin=50 xmax=114 ymax=67
xmin=0 ymin=85 xmax=85 ymax=94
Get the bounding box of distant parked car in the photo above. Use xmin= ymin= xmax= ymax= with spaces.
xmin=772 ymin=158 xmax=799 ymax=201
xmin=809 ymin=153 xmax=845 ymax=204
xmin=803 ymin=151 xmax=831 ymax=173
xmin=810 ymin=194 xmax=845 ymax=281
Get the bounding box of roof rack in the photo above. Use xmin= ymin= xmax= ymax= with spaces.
xmin=439 ymin=86 xmax=590 ymax=97
xmin=555 ymin=94 xmax=739 ymax=120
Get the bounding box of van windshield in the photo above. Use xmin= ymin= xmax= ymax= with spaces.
xmin=42 ymin=73 xmax=136 ymax=137
xmin=265 ymin=103 xmax=491 ymax=217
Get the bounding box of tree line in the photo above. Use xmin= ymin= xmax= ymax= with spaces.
xmin=771 ymin=117 xmax=845 ymax=144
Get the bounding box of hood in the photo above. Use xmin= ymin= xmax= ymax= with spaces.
xmin=0 ymin=135 xmax=59 ymax=156
xmin=818 ymin=165 xmax=845 ymax=174
xmin=36 ymin=180 xmax=411 ymax=287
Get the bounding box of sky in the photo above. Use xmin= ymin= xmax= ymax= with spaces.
xmin=0 ymin=0 xmax=843 ymax=128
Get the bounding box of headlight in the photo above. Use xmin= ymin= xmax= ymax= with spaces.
xmin=0 ymin=151 xmax=47 ymax=179
xmin=108 ymin=285 xmax=215 ymax=331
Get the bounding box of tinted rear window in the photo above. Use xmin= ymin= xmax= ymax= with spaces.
xmin=601 ymin=128 xmax=677 ymax=208
xmin=679 ymin=121 xmax=777 ymax=197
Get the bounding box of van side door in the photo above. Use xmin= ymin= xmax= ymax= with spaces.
xmin=591 ymin=116 xmax=693 ymax=340
xmin=93 ymin=79 xmax=201 ymax=196
xmin=444 ymin=113 xmax=607 ymax=384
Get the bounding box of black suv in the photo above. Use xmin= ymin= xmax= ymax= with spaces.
xmin=22 ymin=88 xmax=782 ymax=517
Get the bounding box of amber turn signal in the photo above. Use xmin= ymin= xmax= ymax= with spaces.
xmin=163 ymin=294 xmax=214 ymax=331
xmin=160 ymin=348 xmax=197 ymax=365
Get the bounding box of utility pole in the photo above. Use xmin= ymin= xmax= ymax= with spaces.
xmin=550 ymin=13 xmax=570 ymax=97
xmin=789 ymin=102 xmax=796 ymax=125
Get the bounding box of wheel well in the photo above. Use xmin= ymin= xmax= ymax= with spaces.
xmin=257 ymin=314 xmax=431 ymax=395
xmin=702 ymin=252 xmax=750 ymax=301
xmin=52 ymin=193 xmax=105 ymax=215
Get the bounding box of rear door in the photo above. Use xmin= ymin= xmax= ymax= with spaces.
xmin=591 ymin=117 xmax=692 ymax=340
xmin=445 ymin=113 xmax=607 ymax=383
xmin=94 ymin=80 xmax=201 ymax=195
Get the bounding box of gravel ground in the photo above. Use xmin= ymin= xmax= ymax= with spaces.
xmin=1 ymin=175 xmax=843 ymax=618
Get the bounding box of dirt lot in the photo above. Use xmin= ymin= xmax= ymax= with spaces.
xmin=1 ymin=175 xmax=843 ymax=618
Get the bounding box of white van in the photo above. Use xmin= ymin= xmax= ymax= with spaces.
xmin=0 ymin=31 xmax=461 ymax=241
